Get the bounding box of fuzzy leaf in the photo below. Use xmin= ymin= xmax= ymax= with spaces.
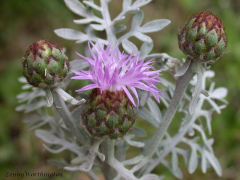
xmin=139 ymin=19 xmax=171 ymax=33
xmin=64 ymin=0 xmax=87 ymax=17
xmin=134 ymin=32 xmax=152 ymax=43
xmin=162 ymin=159 xmax=183 ymax=179
xmin=139 ymin=42 xmax=153 ymax=59
xmin=123 ymin=0 xmax=132 ymax=9
xmin=131 ymin=127 xmax=147 ymax=137
xmin=122 ymin=39 xmax=138 ymax=55
xmin=114 ymin=25 xmax=127 ymax=33
xmin=83 ymin=1 xmax=101 ymax=11
xmin=210 ymin=88 xmax=227 ymax=99
xmin=90 ymin=24 xmax=105 ymax=31
xmin=204 ymin=150 xmax=222 ymax=176
xmin=74 ymin=18 xmax=94 ymax=24
xmin=132 ymin=0 xmax=152 ymax=9
xmin=54 ymin=28 xmax=87 ymax=41
xmin=122 ymin=155 xmax=143 ymax=165
xmin=147 ymin=98 xmax=162 ymax=123
xmin=131 ymin=10 xmax=144 ymax=30
xmin=188 ymin=145 xmax=198 ymax=174
xmin=137 ymin=107 xmax=159 ymax=128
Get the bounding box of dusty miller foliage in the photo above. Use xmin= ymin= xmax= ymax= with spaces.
xmin=16 ymin=0 xmax=228 ymax=179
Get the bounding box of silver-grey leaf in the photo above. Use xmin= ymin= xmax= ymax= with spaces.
xmin=188 ymin=145 xmax=198 ymax=174
xmin=133 ymin=32 xmax=152 ymax=43
xmin=74 ymin=18 xmax=93 ymax=24
xmin=131 ymin=0 xmax=152 ymax=9
xmin=123 ymin=0 xmax=132 ymax=10
xmin=122 ymin=39 xmax=138 ymax=55
xmin=114 ymin=25 xmax=127 ymax=33
xmin=54 ymin=28 xmax=87 ymax=41
xmin=137 ymin=107 xmax=159 ymax=128
xmin=90 ymin=24 xmax=105 ymax=31
xmin=131 ymin=127 xmax=147 ymax=137
xmin=139 ymin=42 xmax=153 ymax=59
xmin=204 ymin=150 xmax=222 ymax=176
xmin=147 ymin=98 xmax=162 ymax=123
xmin=131 ymin=10 xmax=144 ymax=30
xmin=172 ymin=151 xmax=179 ymax=172
xmin=139 ymin=19 xmax=171 ymax=33
xmin=64 ymin=0 xmax=87 ymax=17
xmin=83 ymin=1 xmax=101 ymax=11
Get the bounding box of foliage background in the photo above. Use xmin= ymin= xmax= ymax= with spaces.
xmin=0 ymin=0 xmax=239 ymax=179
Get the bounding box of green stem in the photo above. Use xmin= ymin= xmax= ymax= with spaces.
xmin=143 ymin=60 xmax=201 ymax=157
xmin=51 ymin=87 xmax=90 ymax=146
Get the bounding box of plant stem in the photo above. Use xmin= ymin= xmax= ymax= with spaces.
xmin=143 ymin=60 xmax=201 ymax=158
xmin=101 ymin=139 xmax=115 ymax=180
xmin=51 ymin=87 xmax=90 ymax=146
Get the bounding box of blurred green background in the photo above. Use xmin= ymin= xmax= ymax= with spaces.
xmin=0 ymin=0 xmax=239 ymax=179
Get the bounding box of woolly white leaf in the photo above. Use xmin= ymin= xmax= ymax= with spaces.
xmin=132 ymin=0 xmax=152 ymax=9
xmin=123 ymin=0 xmax=132 ymax=9
xmin=131 ymin=127 xmax=147 ymax=137
xmin=204 ymin=150 xmax=222 ymax=176
xmin=74 ymin=18 xmax=94 ymax=24
xmin=137 ymin=107 xmax=159 ymax=128
xmin=134 ymin=32 xmax=152 ymax=43
xmin=90 ymin=24 xmax=105 ymax=31
xmin=54 ymin=28 xmax=87 ymax=41
xmin=162 ymin=159 xmax=183 ymax=179
xmin=201 ymin=154 xmax=207 ymax=173
xmin=139 ymin=42 xmax=153 ymax=59
xmin=122 ymin=155 xmax=143 ymax=165
xmin=35 ymin=129 xmax=59 ymax=144
xmin=210 ymin=87 xmax=227 ymax=99
xmin=139 ymin=19 xmax=171 ymax=33
xmin=64 ymin=0 xmax=87 ymax=16
xmin=188 ymin=145 xmax=198 ymax=174
xmin=131 ymin=10 xmax=144 ymax=30
xmin=122 ymin=39 xmax=138 ymax=55
xmin=83 ymin=1 xmax=101 ymax=11
xmin=114 ymin=25 xmax=126 ymax=33
xmin=172 ymin=151 xmax=179 ymax=172
xmin=147 ymin=98 xmax=162 ymax=123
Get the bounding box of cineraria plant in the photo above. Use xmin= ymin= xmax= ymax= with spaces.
xmin=16 ymin=0 xmax=228 ymax=180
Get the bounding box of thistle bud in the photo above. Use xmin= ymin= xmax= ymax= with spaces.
xmin=82 ymin=88 xmax=136 ymax=139
xmin=22 ymin=40 xmax=70 ymax=87
xmin=178 ymin=12 xmax=227 ymax=63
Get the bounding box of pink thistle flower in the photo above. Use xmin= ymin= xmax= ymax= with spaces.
xmin=71 ymin=42 xmax=162 ymax=107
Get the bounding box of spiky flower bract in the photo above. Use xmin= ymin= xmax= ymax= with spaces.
xmin=72 ymin=42 xmax=162 ymax=139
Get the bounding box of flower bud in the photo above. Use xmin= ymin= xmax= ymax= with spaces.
xmin=178 ymin=12 xmax=227 ymax=63
xmin=82 ymin=88 xmax=136 ymax=139
xmin=22 ymin=40 xmax=69 ymax=87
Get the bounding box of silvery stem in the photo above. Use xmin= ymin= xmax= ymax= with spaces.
xmin=143 ymin=59 xmax=201 ymax=158
xmin=51 ymin=87 xmax=90 ymax=146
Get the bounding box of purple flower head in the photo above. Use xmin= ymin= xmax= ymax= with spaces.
xmin=71 ymin=42 xmax=162 ymax=107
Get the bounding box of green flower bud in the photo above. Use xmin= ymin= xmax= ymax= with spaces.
xmin=22 ymin=40 xmax=70 ymax=87
xmin=178 ymin=12 xmax=227 ymax=63
xmin=81 ymin=88 xmax=136 ymax=140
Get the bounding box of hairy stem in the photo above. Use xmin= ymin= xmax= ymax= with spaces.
xmin=101 ymin=139 xmax=116 ymax=180
xmin=51 ymin=87 xmax=90 ymax=146
xmin=143 ymin=60 xmax=201 ymax=158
